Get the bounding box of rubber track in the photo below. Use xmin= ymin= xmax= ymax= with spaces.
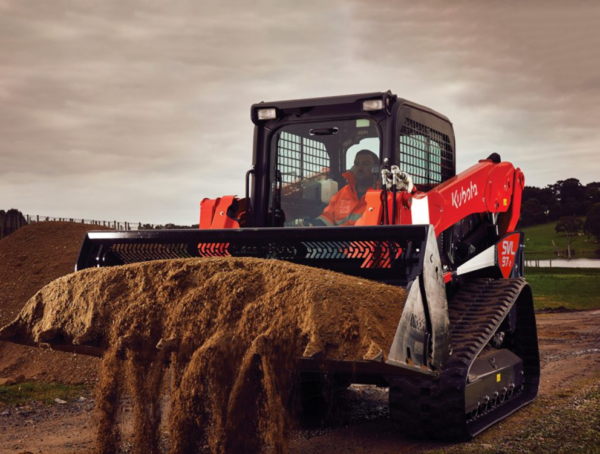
xmin=389 ymin=278 xmax=540 ymax=440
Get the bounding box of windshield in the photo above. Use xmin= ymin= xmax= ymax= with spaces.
xmin=269 ymin=118 xmax=381 ymax=227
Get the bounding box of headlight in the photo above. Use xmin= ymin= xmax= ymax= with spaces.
xmin=257 ymin=108 xmax=277 ymax=120
xmin=362 ymin=99 xmax=384 ymax=111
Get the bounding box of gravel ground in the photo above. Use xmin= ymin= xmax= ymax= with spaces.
xmin=1 ymin=309 xmax=599 ymax=454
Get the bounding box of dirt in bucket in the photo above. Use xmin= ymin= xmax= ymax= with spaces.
xmin=0 ymin=257 xmax=407 ymax=453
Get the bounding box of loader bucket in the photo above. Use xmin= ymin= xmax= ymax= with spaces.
xmin=75 ymin=225 xmax=431 ymax=286
xmin=73 ymin=224 xmax=451 ymax=374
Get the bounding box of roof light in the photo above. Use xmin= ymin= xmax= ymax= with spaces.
xmin=362 ymin=99 xmax=384 ymax=111
xmin=257 ymin=108 xmax=277 ymax=120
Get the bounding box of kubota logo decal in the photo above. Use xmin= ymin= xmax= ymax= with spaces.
xmin=451 ymin=181 xmax=479 ymax=209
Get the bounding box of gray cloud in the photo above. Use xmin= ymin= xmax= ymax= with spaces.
xmin=0 ymin=0 xmax=599 ymax=224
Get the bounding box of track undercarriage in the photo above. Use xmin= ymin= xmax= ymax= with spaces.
xmin=389 ymin=278 xmax=539 ymax=439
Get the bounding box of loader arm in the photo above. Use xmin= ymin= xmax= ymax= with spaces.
xmin=420 ymin=158 xmax=525 ymax=237
xmin=353 ymin=158 xmax=524 ymax=237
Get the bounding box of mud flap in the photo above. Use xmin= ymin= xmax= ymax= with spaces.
xmin=387 ymin=226 xmax=450 ymax=375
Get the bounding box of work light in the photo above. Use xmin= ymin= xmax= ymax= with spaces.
xmin=362 ymin=99 xmax=383 ymax=111
xmin=257 ymin=108 xmax=277 ymax=120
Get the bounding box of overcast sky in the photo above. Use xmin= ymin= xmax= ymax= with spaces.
xmin=1 ymin=0 xmax=599 ymax=225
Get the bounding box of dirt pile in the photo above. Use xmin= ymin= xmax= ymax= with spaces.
xmin=0 ymin=221 xmax=111 ymax=325
xmin=1 ymin=257 xmax=407 ymax=453
xmin=0 ymin=221 xmax=110 ymax=383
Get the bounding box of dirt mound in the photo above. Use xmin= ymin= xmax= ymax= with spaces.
xmin=1 ymin=257 xmax=406 ymax=453
xmin=0 ymin=221 xmax=110 ymax=383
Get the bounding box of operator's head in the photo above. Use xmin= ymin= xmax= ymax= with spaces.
xmin=353 ymin=149 xmax=380 ymax=185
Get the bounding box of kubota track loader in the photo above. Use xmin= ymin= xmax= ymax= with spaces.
xmin=67 ymin=92 xmax=540 ymax=439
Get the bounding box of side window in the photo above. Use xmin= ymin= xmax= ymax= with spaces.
xmin=398 ymin=118 xmax=453 ymax=189
xmin=277 ymin=131 xmax=330 ymax=191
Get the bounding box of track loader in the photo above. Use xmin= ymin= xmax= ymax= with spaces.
xmin=24 ymin=92 xmax=542 ymax=439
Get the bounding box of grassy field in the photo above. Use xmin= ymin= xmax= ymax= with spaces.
xmin=525 ymin=267 xmax=600 ymax=310
xmin=522 ymin=219 xmax=598 ymax=259
xmin=0 ymin=381 xmax=87 ymax=406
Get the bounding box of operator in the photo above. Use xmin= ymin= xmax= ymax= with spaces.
xmin=313 ymin=149 xmax=379 ymax=226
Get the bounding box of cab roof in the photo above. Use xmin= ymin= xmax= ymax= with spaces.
xmin=251 ymin=91 xmax=452 ymax=125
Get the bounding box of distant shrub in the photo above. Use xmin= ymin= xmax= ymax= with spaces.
xmin=0 ymin=209 xmax=27 ymax=240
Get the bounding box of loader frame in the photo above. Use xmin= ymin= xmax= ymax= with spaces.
xmin=66 ymin=91 xmax=539 ymax=440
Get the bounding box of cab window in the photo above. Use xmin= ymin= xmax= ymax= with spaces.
xmin=270 ymin=119 xmax=381 ymax=226
xmin=397 ymin=118 xmax=453 ymax=190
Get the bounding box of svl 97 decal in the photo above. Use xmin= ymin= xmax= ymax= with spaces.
xmin=497 ymin=233 xmax=520 ymax=279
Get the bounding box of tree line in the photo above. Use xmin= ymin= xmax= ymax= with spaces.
xmin=520 ymin=178 xmax=600 ymax=256
xmin=521 ymin=178 xmax=600 ymax=226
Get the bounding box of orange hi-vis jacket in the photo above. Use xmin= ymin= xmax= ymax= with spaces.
xmin=316 ymin=172 xmax=368 ymax=226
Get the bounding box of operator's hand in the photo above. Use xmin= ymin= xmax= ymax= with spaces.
xmin=299 ymin=218 xmax=326 ymax=227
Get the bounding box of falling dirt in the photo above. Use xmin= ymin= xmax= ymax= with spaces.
xmin=1 ymin=257 xmax=407 ymax=453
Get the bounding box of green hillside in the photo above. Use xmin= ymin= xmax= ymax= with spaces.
xmin=521 ymin=219 xmax=598 ymax=260
xmin=526 ymin=267 xmax=600 ymax=310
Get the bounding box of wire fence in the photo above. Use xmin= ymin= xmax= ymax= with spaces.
xmin=1 ymin=210 xmax=199 ymax=240
xmin=24 ymin=214 xmax=147 ymax=231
